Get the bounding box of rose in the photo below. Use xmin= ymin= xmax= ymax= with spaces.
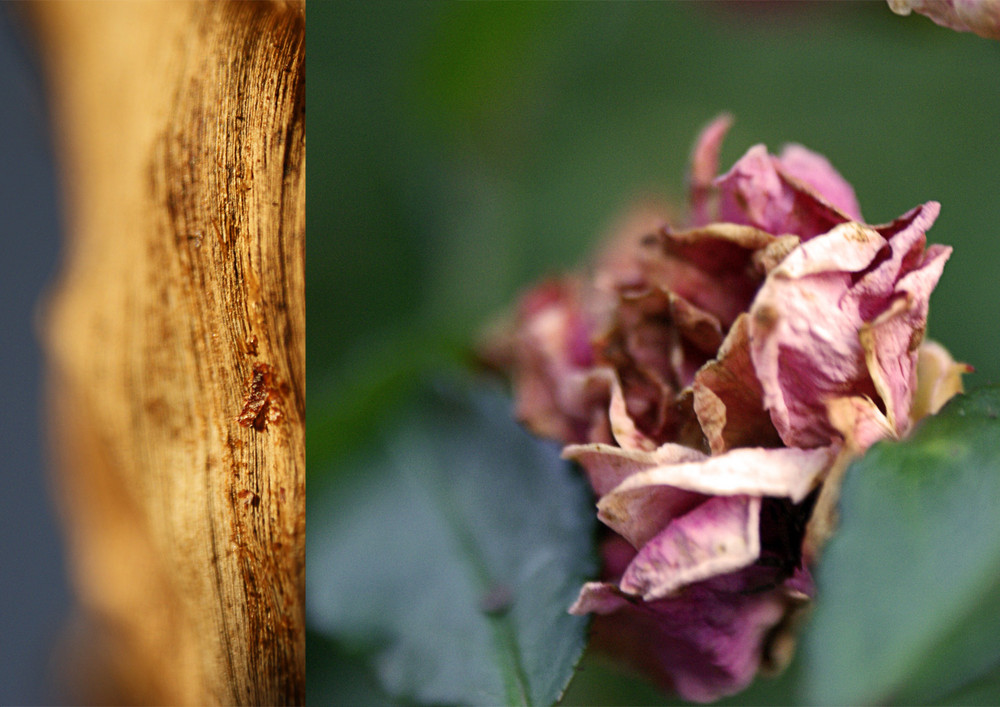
xmin=483 ymin=116 xmax=962 ymax=701
xmin=495 ymin=116 xmax=955 ymax=456
xmin=888 ymin=0 xmax=1000 ymax=40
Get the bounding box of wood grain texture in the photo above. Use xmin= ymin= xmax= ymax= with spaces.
xmin=33 ymin=2 xmax=305 ymax=703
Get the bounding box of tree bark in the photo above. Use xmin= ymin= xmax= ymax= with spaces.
xmin=33 ymin=2 xmax=305 ymax=704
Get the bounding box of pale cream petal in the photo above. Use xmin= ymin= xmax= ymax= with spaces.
xmin=826 ymin=395 xmax=896 ymax=453
xmin=911 ymin=340 xmax=971 ymax=422
xmin=562 ymin=441 xmax=707 ymax=497
xmin=569 ymin=581 xmax=631 ymax=615
xmin=604 ymin=445 xmax=835 ymax=504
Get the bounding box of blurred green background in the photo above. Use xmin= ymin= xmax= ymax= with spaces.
xmin=309 ymin=1 xmax=1000 ymax=702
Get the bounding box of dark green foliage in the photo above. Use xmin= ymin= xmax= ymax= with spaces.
xmin=802 ymin=388 xmax=1000 ymax=705
xmin=308 ymin=381 xmax=597 ymax=706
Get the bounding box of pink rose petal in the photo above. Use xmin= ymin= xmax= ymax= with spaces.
xmin=620 ymin=495 xmax=762 ymax=600
xmin=572 ymin=558 xmax=789 ymax=703
xmin=860 ymin=244 xmax=952 ymax=434
xmin=689 ymin=113 xmax=734 ymax=226
xmin=749 ymin=204 xmax=947 ymax=448
xmin=888 ymin=0 xmax=1000 ymax=39
xmin=596 ymin=446 xmax=834 ymax=549
xmin=715 ymin=144 xmax=853 ymax=240
xmin=776 ymin=143 xmax=863 ymax=221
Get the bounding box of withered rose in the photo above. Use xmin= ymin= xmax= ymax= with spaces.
xmin=888 ymin=0 xmax=1000 ymax=40
xmin=483 ymin=116 xmax=965 ymax=702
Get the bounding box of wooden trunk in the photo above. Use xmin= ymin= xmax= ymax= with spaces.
xmin=33 ymin=2 xmax=305 ymax=703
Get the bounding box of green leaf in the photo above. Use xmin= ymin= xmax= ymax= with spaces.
xmin=937 ymin=662 xmax=1000 ymax=706
xmin=308 ymin=378 xmax=598 ymax=706
xmin=306 ymin=630 xmax=404 ymax=707
xmin=800 ymin=387 xmax=1000 ymax=705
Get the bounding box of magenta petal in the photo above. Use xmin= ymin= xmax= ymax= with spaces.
xmin=506 ymin=277 xmax=598 ymax=444
xmin=716 ymin=145 xmax=791 ymax=231
xmin=715 ymin=144 xmax=854 ymax=239
xmin=620 ymin=495 xmax=762 ymax=600
xmin=583 ymin=571 xmax=788 ymax=703
xmin=749 ymin=223 xmax=891 ymax=447
xmin=854 ymin=202 xmax=940 ymax=316
xmin=888 ymin=0 xmax=1000 ymax=40
xmin=599 ymin=484 xmax=707 ymax=550
xmin=750 ymin=205 xmax=947 ymax=447
xmin=689 ymin=114 xmax=734 ymax=226
xmin=570 ymin=538 xmax=799 ymax=702
xmin=784 ymin=564 xmax=815 ymax=599
xmin=862 ymin=243 xmax=952 ymax=433
xmin=776 ymin=143 xmax=862 ymax=221
xmin=875 ymin=200 xmax=939 ymax=251
xmin=751 ymin=285 xmax=872 ymax=447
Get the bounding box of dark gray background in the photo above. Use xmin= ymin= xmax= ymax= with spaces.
xmin=0 ymin=6 xmax=72 ymax=705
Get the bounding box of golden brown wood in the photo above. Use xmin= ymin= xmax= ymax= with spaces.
xmin=33 ymin=1 xmax=305 ymax=703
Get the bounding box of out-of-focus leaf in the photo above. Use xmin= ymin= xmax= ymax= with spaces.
xmin=306 ymin=630 xmax=403 ymax=707
xmin=937 ymin=662 xmax=1000 ymax=706
xmin=308 ymin=378 xmax=597 ymax=706
xmin=306 ymin=327 xmax=467 ymax=472
xmin=801 ymin=386 xmax=1000 ymax=705
xmin=558 ymin=654 xmax=671 ymax=706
